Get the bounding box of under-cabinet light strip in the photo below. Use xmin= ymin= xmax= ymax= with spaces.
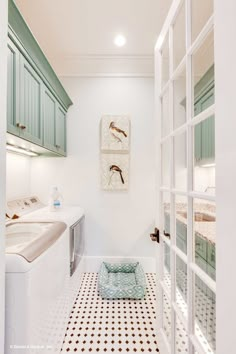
xmin=6 ymin=144 xmax=39 ymax=157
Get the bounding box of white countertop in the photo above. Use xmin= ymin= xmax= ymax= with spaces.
xmin=165 ymin=203 xmax=216 ymax=245
xmin=19 ymin=205 xmax=85 ymax=228
xmin=5 ymin=203 xmax=85 ymax=273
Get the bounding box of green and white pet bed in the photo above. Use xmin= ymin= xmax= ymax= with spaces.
xmin=98 ymin=262 xmax=146 ymax=299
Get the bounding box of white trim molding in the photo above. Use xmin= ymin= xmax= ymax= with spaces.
xmin=0 ymin=0 xmax=8 ymax=351
xmin=49 ymin=54 xmax=154 ymax=77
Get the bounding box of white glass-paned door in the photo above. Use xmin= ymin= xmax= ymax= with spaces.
xmin=156 ymin=1 xmax=216 ymax=353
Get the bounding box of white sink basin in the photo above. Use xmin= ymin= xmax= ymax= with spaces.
xmin=6 ymin=224 xmax=44 ymax=247
xmin=5 ymin=222 xmax=54 ymax=253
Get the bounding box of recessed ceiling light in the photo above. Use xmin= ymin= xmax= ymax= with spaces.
xmin=114 ymin=34 xmax=126 ymax=47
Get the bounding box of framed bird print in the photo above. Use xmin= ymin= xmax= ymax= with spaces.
xmin=101 ymin=153 xmax=129 ymax=190
xmin=100 ymin=115 xmax=130 ymax=152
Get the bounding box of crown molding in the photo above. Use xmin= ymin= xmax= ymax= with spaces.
xmin=60 ymin=73 xmax=154 ymax=78
xmin=61 ymin=54 xmax=154 ymax=60
xmin=50 ymin=53 xmax=154 ymax=77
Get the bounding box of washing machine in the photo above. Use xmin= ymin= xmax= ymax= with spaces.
xmin=5 ymin=196 xmax=85 ymax=354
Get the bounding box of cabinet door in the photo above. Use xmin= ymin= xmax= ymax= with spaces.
xmin=20 ymin=55 xmax=43 ymax=145
xmin=7 ymin=40 xmax=20 ymax=136
xmin=194 ymin=102 xmax=202 ymax=164
xmin=195 ymin=253 xmax=207 ymax=273
xmin=176 ymin=234 xmax=187 ymax=253
xmin=207 ymin=243 xmax=216 ymax=269
xmin=55 ymin=104 xmax=67 ymax=156
xmin=176 ymin=221 xmax=187 ymax=241
xmin=207 ymin=263 xmax=216 ymax=281
xmin=43 ymin=85 xmax=57 ymax=152
xmin=199 ymin=87 xmax=215 ymax=162
xmin=195 ymin=234 xmax=207 ymax=260
xmin=164 ymin=213 xmax=170 ymax=237
xmin=194 ymin=86 xmax=215 ymax=164
xmin=164 ymin=243 xmax=170 ymax=272
xmin=176 ymin=221 xmax=187 ymax=253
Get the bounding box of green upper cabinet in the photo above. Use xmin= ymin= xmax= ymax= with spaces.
xmin=43 ymin=85 xmax=57 ymax=152
xmin=43 ymin=85 xmax=67 ymax=156
xmin=19 ymin=55 xmax=43 ymax=145
xmin=7 ymin=40 xmax=20 ymax=136
xmin=55 ymin=105 xmax=67 ymax=156
xmin=194 ymin=66 xmax=215 ymax=165
xmin=7 ymin=0 xmax=72 ymax=156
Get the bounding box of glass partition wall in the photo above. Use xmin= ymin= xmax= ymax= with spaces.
xmin=156 ymin=1 xmax=215 ymax=353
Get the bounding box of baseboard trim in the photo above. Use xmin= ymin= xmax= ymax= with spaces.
xmin=83 ymin=256 xmax=156 ymax=273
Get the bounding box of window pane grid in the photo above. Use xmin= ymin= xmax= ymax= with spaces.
xmin=194 ymin=274 xmax=216 ymax=353
xmin=170 ymin=298 xmax=216 ymax=354
xmin=190 ymin=334 xmax=214 ymax=354
xmin=161 ymin=242 xmax=216 ymax=294
xmin=158 ymin=0 xmax=215 ymax=352
xmin=160 ymin=189 xmax=216 ymax=203
xmin=160 ymin=104 xmax=215 ymax=142
xmin=190 ymin=263 xmax=216 ymax=294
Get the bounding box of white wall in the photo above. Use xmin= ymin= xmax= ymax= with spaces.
xmin=30 ymin=77 xmax=156 ymax=258
xmin=215 ymin=1 xmax=236 ymax=353
xmin=6 ymin=152 xmax=31 ymax=200
xmin=0 ymin=0 xmax=8 ymax=351
xmin=194 ymin=166 xmax=215 ymax=193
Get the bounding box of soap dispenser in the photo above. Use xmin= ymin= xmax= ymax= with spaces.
xmin=49 ymin=186 xmax=63 ymax=211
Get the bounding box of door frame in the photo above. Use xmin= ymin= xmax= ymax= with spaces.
xmin=0 ymin=0 xmax=8 ymax=352
xmin=215 ymin=0 xmax=236 ymax=353
xmin=155 ymin=0 xmax=216 ymax=353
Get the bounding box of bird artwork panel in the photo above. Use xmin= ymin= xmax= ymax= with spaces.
xmin=101 ymin=154 xmax=129 ymax=190
xmin=100 ymin=115 xmax=130 ymax=152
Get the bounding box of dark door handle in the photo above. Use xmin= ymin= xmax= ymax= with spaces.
xmin=150 ymin=228 xmax=160 ymax=243
xmin=164 ymin=230 xmax=170 ymax=238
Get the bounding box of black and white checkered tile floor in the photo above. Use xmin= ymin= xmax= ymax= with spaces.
xmin=61 ymin=273 xmax=159 ymax=353
xmin=61 ymin=271 xmax=215 ymax=353
xmin=163 ymin=269 xmax=216 ymax=353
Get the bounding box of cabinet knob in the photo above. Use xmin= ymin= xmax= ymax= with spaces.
xmin=16 ymin=123 xmax=26 ymax=130
xmin=55 ymin=144 xmax=60 ymax=149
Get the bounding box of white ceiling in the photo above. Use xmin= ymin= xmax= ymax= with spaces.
xmin=15 ymin=0 xmax=172 ymax=76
